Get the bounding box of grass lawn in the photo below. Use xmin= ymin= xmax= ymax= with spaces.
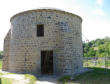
xmin=83 ymin=59 xmax=110 ymax=68
xmin=0 ymin=59 xmax=2 ymax=69
xmin=0 ymin=78 xmax=13 ymax=84
xmin=59 ymin=67 xmax=110 ymax=84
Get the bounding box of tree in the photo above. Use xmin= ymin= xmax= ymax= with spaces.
xmin=83 ymin=37 xmax=110 ymax=57
xmin=0 ymin=51 xmax=3 ymax=59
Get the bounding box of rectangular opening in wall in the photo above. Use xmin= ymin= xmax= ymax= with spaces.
xmin=37 ymin=24 xmax=44 ymax=37
xmin=41 ymin=50 xmax=53 ymax=74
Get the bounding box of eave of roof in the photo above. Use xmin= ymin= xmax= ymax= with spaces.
xmin=10 ymin=8 xmax=82 ymax=22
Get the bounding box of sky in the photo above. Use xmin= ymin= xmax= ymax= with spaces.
xmin=0 ymin=0 xmax=110 ymax=50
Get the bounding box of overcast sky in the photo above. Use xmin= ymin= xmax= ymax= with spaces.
xmin=0 ymin=0 xmax=110 ymax=50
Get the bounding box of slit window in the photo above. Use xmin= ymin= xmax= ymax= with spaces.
xmin=37 ymin=24 xmax=44 ymax=37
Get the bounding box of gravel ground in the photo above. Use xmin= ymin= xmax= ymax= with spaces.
xmin=36 ymin=75 xmax=61 ymax=84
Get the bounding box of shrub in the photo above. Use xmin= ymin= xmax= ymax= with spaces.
xmin=25 ymin=74 xmax=37 ymax=84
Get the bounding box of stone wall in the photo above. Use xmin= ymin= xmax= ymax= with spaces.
xmin=2 ymin=29 xmax=11 ymax=71
xmin=3 ymin=9 xmax=83 ymax=75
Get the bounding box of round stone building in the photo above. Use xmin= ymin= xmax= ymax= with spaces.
xmin=3 ymin=8 xmax=83 ymax=75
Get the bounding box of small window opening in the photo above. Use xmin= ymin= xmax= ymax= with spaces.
xmin=37 ymin=24 xmax=44 ymax=37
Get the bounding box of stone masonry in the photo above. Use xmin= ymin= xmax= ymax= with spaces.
xmin=3 ymin=29 xmax=11 ymax=71
xmin=3 ymin=8 xmax=83 ymax=75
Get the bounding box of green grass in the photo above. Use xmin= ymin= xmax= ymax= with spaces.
xmin=25 ymin=74 xmax=37 ymax=84
xmin=0 ymin=59 xmax=2 ymax=69
xmin=83 ymin=59 xmax=110 ymax=67
xmin=0 ymin=77 xmax=13 ymax=84
xmin=58 ymin=75 xmax=71 ymax=82
xmin=0 ymin=70 xmax=13 ymax=84
xmin=59 ymin=67 xmax=110 ymax=84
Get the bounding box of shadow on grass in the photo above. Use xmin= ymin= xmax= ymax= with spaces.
xmin=59 ymin=67 xmax=110 ymax=84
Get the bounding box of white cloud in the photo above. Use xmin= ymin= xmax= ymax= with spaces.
xmin=92 ymin=9 xmax=105 ymax=16
xmin=97 ymin=0 xmax=104 ymax=6
xmin=91 ymin=0 xmax=105 ymax=16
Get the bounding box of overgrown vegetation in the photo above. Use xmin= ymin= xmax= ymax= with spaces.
xmin=59 ymin=67 xmax=110 ymax=84
xmin=1 ymin=78 xmax=13 ymax=84
xmin=25 ymin=74 xmax=37 ymax=84
xmin=0 ymin=51 xmax=3 ymax=69
xmin=83 ymin=37 xmax=110 ymax=57
xmin=0 ymin=59 xmax=2 ymax=69
xmin=0 ymin=72 xmax=13 ymax=84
